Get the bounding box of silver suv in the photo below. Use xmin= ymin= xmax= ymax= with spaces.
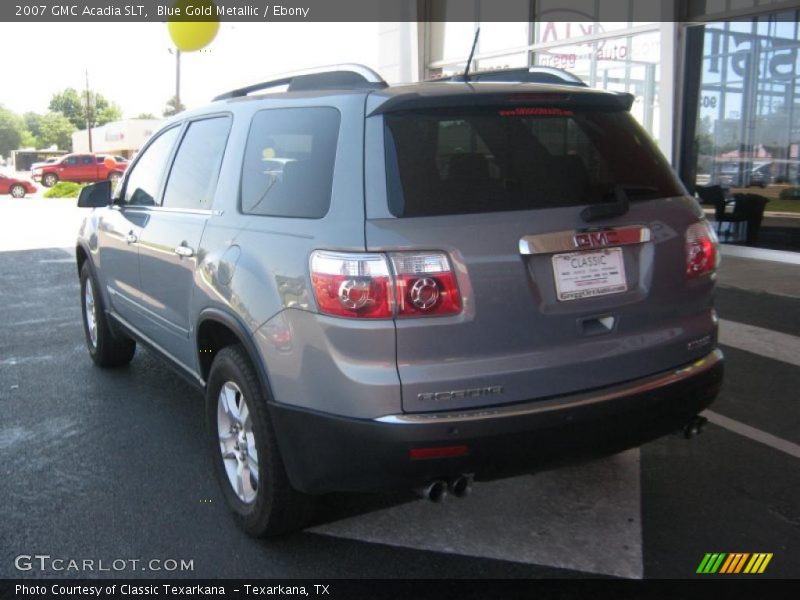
xmin=76 ymin=65 xmax=724 ymax=537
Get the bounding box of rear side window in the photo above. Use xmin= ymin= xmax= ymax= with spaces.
xmin=123 ymin=127 xmax=180 ymax=206
xmin=384 ymin=107 xmax=682 ymax=217
xmin=162 ymin=116 xmax=231 ymax=210
xmin=240 ymin=107 xmax=340 ymax=219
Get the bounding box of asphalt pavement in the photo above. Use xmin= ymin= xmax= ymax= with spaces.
xmin=0 ymin=199 xmax=798 ymax=579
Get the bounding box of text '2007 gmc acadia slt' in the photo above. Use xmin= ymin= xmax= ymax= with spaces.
xmin=75 ymin=65 xmax=724 ymax=537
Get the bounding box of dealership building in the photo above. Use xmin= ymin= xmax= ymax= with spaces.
xmin=378 ymin=0 xmax=800 ymax=191
xmin=71 ymin=118 xmax=162 ymax=159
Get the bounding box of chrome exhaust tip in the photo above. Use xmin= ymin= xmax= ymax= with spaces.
xmin=416 ymin=480 xmax=448 ymax=503
xmin=449 ymin=474 xmax=474 ymax=498
xmin=683 ymin=415 xmax=708 ymax=439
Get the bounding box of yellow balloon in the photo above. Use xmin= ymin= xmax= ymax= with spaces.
xmin=167 ymin=0 xmax=219 ymax=52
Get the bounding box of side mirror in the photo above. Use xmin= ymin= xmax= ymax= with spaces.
xmin=77 ymin=181 xmax=112 ymax=208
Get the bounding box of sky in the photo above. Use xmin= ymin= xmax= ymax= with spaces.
xmin=0 ymin=22 xmax=380 ymax=118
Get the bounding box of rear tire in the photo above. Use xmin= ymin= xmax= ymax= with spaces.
xmin=43 ymin=173 xmax=58 ymax=187
xmin=207 ymin=345 xmax=314 ymax=537
xmin=80 ymin=262 xmax=136 ymax=367
xmin=10 ymin=184 xmax=26 ymax=198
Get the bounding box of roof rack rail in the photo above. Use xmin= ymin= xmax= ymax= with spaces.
xmin=430 ymin=66 xmax=588 ymax=87
xmin=213 ymin=64 xmax=388 ymax=100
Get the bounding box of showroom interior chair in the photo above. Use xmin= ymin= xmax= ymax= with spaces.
xmin=731 ymin=193 xmax=769 ymax=245
xmin=696 ymin=185 xmax=748 ymax=242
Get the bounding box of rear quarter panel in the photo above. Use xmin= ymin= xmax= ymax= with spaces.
xmin=191 ymin=93 xmax=402 ymax=418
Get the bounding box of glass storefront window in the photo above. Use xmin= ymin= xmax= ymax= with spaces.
xmin=533 ymin=30 xmax=661 ymax=141
xmin=692 ymin=14 xmax=800 ymax=190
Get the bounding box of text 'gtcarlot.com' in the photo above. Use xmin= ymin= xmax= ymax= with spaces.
xmin=14 ymin=554 xmax=194 ymax=572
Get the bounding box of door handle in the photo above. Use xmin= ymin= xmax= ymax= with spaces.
xmin=125 ymin=232 xmax=137 ymax=245
xmin=174 ymin=245 xmax=195 ymax=258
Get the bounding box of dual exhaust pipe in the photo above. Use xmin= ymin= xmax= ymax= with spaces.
xmin=416 ymin=474 xmax=473 ymax=503
xmin=683 ymin=415 xmax=708 ymax=439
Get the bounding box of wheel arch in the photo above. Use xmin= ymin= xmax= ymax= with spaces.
xmin=196 ymin=308 xmax=272 ymax=396
xmin=76 ymin=242 xmax=90 ymax=278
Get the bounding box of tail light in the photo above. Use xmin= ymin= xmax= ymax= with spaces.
xmin=309 ymin=252 xmax=393 ymax=319
xmin=390 ymin=252 xmax=461 ymax=318
xmin=310 ymin=250 xmax=461 ymax=319
xmin=685 ymin=221 xmax=719 ymax=278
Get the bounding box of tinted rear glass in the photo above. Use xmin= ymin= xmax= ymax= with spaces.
xmin=241 ymin=107 xmax=340 ymax=219
xmin=384 ymin=106 xmax=682 ymax=217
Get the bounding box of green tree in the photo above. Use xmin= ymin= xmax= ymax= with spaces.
xmin=23 ymin=112 xmax=43 ymax=138
xmin=96 ymin=102 xmax=122 ymax=126
xmin=0 ymin=106 xmax=25 ymax=157
xmin=136 ymin=112 xmax=157 ymax=119
xmin=20 ymin=130 xmax=39 ymax=149
xmin=163 ymin=96 xmax=185 ymax=117
xmin=48 ymin=88 xmax=84 ymax=128
xmin=49 ymin=88 xmax=122 ymax=130
xmin=38 ymin=112 xmax=77 ymax=151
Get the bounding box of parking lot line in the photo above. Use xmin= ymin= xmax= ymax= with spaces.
xmin=310 ymin=448 xmax=643 ymax=578
xmin=718 ymin=318 xmax=800 ymax=368
xmin=702 ymin=410 xmax=800 ymax=460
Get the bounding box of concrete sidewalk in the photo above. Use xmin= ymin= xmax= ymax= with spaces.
xmin=718 ymin=245 xmax=800 ymax=299
xmin=0 ymin=197 xmax=85 ymax=252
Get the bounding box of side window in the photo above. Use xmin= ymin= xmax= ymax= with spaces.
xmin=241 ymin=107 xmax=340 ymax=218
xmin=123 ymin=127 xmax=180 ymax=206
xmin=65 ymin=156 xmax=79 ymax=166
xmin=96 ymin=156 xmax=104 ymax=164
xmin=162 ymin=116 xmax=231 ymax=210
xmin=82 ymin=155 xmax=94 ymax=165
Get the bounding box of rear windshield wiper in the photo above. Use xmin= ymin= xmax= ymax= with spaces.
xmin=580 ymin=184 xmax=658 ymax=222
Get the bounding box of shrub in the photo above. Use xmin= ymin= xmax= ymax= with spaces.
xmin=43 ymin=181 xmax=84 ymax=198
xmin=778 ymin=187 xmax=800 ymax=201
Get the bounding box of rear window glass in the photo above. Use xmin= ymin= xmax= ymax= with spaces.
xmin=384 ymin=106 xmax=682 ymax=217
xmin=241 ymin=107 xmax=340 ymax=219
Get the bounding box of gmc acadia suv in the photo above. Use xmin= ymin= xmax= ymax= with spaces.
xmin=75 ymin=65 xmax=724 ymax=537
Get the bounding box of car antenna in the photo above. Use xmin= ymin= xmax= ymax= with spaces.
xmin=461 ymin=27 xmax=481 ymax=82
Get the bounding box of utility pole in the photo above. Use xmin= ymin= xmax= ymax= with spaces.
xmin=84 ymin=69 xmax=93 ymax=152
xmin=167 ymin=47 xmax=182 ymax=114
xmin=175 ymin=48 xmax=181 ymax=110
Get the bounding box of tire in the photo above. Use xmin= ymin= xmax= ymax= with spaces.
xmin=43 ymin=173 xmax=58 ymax=187
xmin=207 ymin=345 xmax=314 ymax=537
xmin=10 ymin=184 xmax=26 ymax=198
xmin=80 ymin=262 xmax=136 ymax=367
xmin=108 ymin=171 xmax=122 ymax=185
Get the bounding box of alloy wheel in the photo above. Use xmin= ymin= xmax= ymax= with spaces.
xmin=217 ymin=381 xmax=259 ymax=503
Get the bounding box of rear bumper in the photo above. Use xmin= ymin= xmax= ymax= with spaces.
xmin=270 ymin=349 xmax=724 ymax=494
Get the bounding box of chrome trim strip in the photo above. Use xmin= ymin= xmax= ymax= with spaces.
xmin=123 ymin=206 xmax=218 ymax=216
xmin=519 ymin=225 xmax=652 ymax=255
xmin=374 ymin=349 xmax=723 ymax=425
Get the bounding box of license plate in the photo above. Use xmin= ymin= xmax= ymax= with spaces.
xmin=552 ymin=248 xmax=627 ymax=302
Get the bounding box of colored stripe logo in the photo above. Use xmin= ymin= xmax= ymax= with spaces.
xmin=697 ymin=553 xmax=773 ymax=574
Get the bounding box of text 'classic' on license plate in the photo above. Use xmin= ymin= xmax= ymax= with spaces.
xmin=552 ymin=248 xmax=627 ymax=301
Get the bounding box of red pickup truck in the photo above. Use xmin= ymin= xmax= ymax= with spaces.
xmin=33 ymin=153 xmax=128 ymax=188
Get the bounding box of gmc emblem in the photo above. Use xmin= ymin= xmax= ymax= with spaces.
xmin=574 ymin=231 xmax=620 ymax=249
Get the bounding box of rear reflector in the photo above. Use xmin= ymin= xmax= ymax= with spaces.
xmin=409 ymin=445 xmax=469 ymax=460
